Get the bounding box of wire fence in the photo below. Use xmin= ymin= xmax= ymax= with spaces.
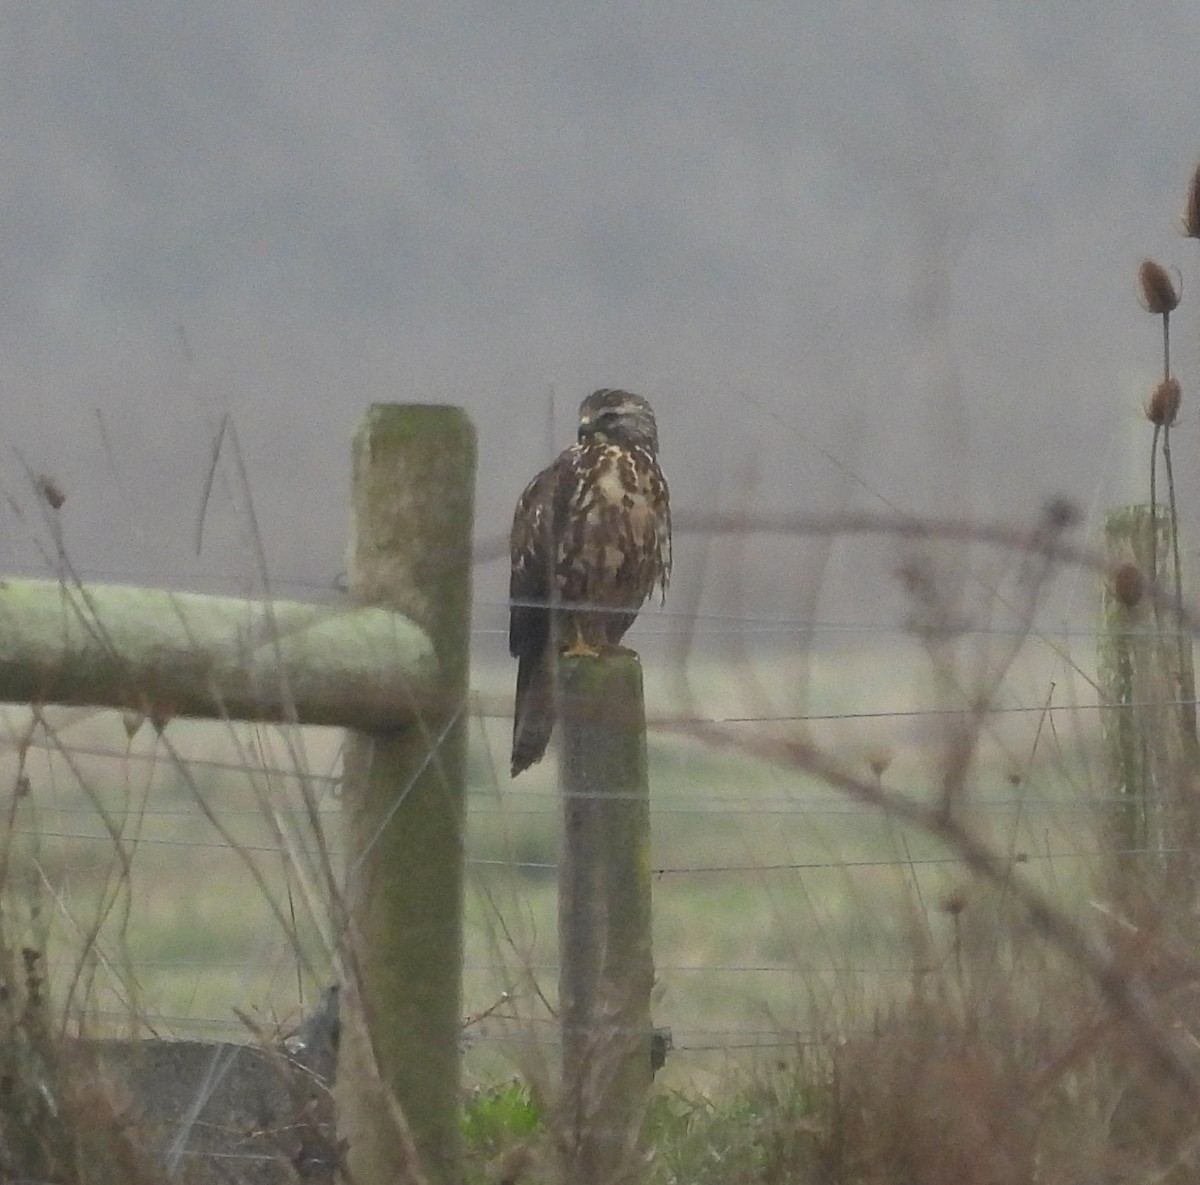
xmin=0 ymin=601 xmax=1153 ymax=1091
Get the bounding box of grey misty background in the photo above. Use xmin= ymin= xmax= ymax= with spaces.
xmin=3 ymin=3 xmax=1200 ymax=662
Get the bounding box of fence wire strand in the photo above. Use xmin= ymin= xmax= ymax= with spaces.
xmin=0 ymin=594 xmax=1186 ymax=1082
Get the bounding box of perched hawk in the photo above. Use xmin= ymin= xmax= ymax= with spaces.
xmin=509 ymin=389 xmax=671 ymax=777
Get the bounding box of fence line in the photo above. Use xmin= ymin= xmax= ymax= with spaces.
xmin=14 ymin=757 xmax=1176 ymax=1097
xmin=20 ymin=694 xmax=1193 ymax=726
xmin=9 ymin=828 xmax=1185 ymax=868
xmin=78 ymin=1007 xmax=1059 ymax=1053
xmin=0 ymin=795 xmax=1135 ymax=816
xmin=40 ymin=957 xmax=997 ymax=975
xmin=9 ymin=690 xmax=1200 ymax=767
xmin=0 ymin=655 xmax=1193 ymax=733
xmin=7 ymin=562 xmax=1193 ymax=640
xmin=5 ymin=482 xmax=1198 ymax=1181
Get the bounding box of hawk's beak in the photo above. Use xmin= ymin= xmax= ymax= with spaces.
xmin=577 ymin=414 xmax=596 ymax=441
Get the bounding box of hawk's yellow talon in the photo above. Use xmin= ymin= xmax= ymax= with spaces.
xmin=562 ymin=626 xmax=602 ymax=658
xmin=562 ymin=639 xmax=602 ymax=658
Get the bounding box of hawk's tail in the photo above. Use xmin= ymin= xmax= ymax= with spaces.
xmin=511 ymin=648 xmax=555 ymax=777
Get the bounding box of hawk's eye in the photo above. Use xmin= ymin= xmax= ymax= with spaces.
xmin=579 ymin=408 xmax=625 ymax=441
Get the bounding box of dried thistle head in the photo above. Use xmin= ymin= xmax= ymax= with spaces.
xmin=1110 ymin=561 xmax=1145 ymax=609
xmin=1145 ymin=376 xmax=1182 ymax=427
xmin=1139 ymin=260 xmax=1180 ymax=314
xmin=1185 ymin=159 xmax=1200 ymax=239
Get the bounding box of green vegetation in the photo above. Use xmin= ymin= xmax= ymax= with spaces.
xmin=462 ymin=1079 xmax=543 ymax=1183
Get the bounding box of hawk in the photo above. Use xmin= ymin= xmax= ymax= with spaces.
xmin=509 ymin=389 xmax=671 ymax=777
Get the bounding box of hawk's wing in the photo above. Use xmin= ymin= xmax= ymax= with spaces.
xmin=508 ymin=448 xmax=578 ymax=775
xmin=509 ymin=452 xmax=574 ymax=659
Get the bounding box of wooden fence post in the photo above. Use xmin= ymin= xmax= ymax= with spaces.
xmin=1099 ymin=505 xmax=1200 ymax=897
xmin=337 ymin=405 xmax=476 ymax=1185
xmin=557 ymin=653 xmax=654 ymax=1185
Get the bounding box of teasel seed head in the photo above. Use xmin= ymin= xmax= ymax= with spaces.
xmin=1145 ymin=376 xmax=1182 ymax=427
xmin=1139 ymin=259 xmax=1180 ymax=314
xmin=1111 ymin=561 xmax=1145 ymax=609
xmin=1184 ymin=159 xmax=1200 ymax=239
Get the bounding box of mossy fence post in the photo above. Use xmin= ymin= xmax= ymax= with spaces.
xmin=0 ymin=404 xmax=474 ymax=1183
xmin=337 ymin=404 xmax=476 ymax=1185
xmin=1100 ymin=505 xmax=1200 ymax=900
xmin=557 ymin=653 xmax=655 ymax=1185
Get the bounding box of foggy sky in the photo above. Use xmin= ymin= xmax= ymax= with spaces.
xmin=3 ymin=3 xmax=1199 ymax=657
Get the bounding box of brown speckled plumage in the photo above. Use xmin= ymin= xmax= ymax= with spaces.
xmin=509 ymin=389 xmax=671 ymax=776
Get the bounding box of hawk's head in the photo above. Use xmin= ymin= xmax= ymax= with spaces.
xmin=577 ymin=389 xmax=660 ymax=453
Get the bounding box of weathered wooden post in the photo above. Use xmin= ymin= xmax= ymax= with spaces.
xmin=1099 ymin=506 xmax=1200 ymax=897
xmin=338 ymin=405 xmax=476 ymax=1185
xmin=557 ymin=653 xmax=654 ymax=1185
